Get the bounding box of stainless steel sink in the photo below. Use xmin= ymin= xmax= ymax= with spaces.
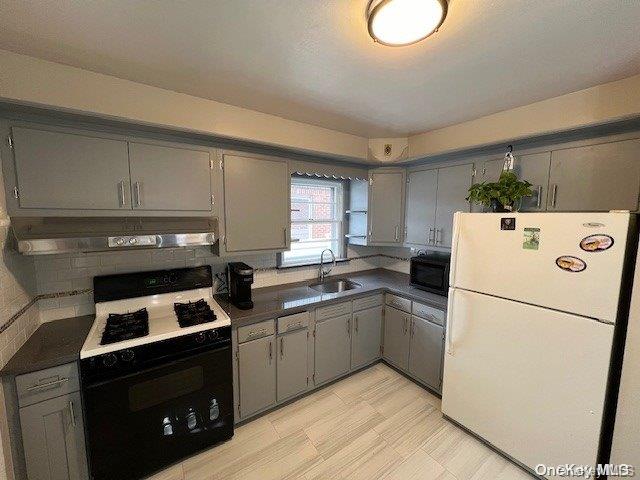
xmin=308 ymin=279 xmax=362 ymax=293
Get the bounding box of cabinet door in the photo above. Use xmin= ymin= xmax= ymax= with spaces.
xmin=315 ymin=314 xmax=351 ymax=385
xmin=351 ymin=305 xmax=383 ymax=369
xmin=129 ymin=142 xmax=212 ymax=211
xmin=369 ymin=171 xmax=405 ymax=244
xmin=238 ymin=335 xmax=276 ymax=418
xmin=434 ymin=164 xmax=472 ymax=247
xmin=223 ymin=154 xmax=290 ymax=252
xmin=548 ymin=139 xmax=640 ymax=212
xmin=11 ymin=127 xmax=130 ymax=210
xmin=19 ymin=391 xmax=88 ymax=480
xmin=408 ymin=316 xmax=444 ymax=390
xmin=277 ymin=329 xmax=309 ymax=402
xmin=383 ymin=306 xmax=410 ymax=370
xmin=405 ymin=169 xmax=438 ymax=246
xmin=483 ymin=153 xmax=551 ymax=212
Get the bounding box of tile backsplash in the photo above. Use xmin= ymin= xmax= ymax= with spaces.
xmin=32 ymin=245 xmax=406 ymax=322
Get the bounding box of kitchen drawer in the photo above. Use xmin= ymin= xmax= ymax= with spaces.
xmin=277 ymin=311 xmax=309 ymax=334
xmin=316 ymin=302 xmax=352 ymax=321
xmin=16 ymin=362 xmax=80 ymax=408
xmin=238 ymin=319 xmax=275 ymax=343
xmin=352 ymin=295 xmax=383 ymax=312
xmin=385 ymin=294 xmax=411 ymax=313
xmin=412 ymin=302 xmax=445 ymax=326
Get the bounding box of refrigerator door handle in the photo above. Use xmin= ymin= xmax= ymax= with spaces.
xmin=446 ymin=289 xmax=455 ymax=355
xmin=449 ymin=212 xmax=462 ymax=286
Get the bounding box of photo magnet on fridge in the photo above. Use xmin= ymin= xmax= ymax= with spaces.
xmin=523 ymin=228 xmax=540 ymax=250
xmin=500 ymin=217 xmax=516 ymax=230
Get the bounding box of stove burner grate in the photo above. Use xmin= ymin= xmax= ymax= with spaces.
xmin=101 ymin=308 xmax=149 ymax=345
xmin=174 ymin=299 xmax=216 ymax=328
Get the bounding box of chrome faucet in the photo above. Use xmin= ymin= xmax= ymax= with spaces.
xmin=318 ymin=249 xmax=336 ymax=282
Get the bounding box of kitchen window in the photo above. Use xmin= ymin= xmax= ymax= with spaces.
xmin=280 ymin=177 xmax=346 ymax=267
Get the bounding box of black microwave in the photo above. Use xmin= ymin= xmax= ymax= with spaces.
xmin=409 ymin=253 xmax=451 ymax=296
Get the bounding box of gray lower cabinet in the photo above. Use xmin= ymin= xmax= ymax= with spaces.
xmin=238 ymin=335 xmax=276 ymax=419
xmin=408 ymin=316 xmax=444 ymax=390
xmin=9 ymin=126 xmax=131 ymax=211
xmin=222 ymin=153 xmax=290 ymax=252
xmin=351 ymin=306 xmax=383 ymax=369
xmin=382 ymin=306 xmax=410 ymax=370
xmin=19 ymin=387 xmax=88 ymax=480
xmin=548 ymin=139 xmax=640 ymax=212
xmin=277 ymin=329 xmax=309 ymax=402
xmin=128 ymin=142 xmax=212 ymax=211
xmin=314 ymin=314 xmax=351 ymax=385
xmin=482 ymin=152 xmax=552 ymax=211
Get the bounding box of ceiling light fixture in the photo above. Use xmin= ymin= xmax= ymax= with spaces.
xmin=367 ymin=0 xmax=448 ymax=47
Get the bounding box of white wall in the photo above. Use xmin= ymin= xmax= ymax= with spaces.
xmin=408 ymin=74 xmax=640 ymax=160
xmin=0 ymin=50 xmax=369 ymax=161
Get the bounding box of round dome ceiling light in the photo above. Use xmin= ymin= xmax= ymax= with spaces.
xmin=367 ymin=0 xmax=448 ymax=47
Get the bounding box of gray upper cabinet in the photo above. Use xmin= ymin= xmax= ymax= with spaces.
xmin=408 ymin=316 xmax=444 ymax=391
xmin=351 ymin=305 xmax=382 ymax=369
xmin=383 ymin=305 xmax=410 ymax=370
xmin=129 ymin=142 xmax=212 ymax=211
xmin=276 ymin=328 xmax=309 ymax=402
xmin=405 ymin=169 xmax=438 ymax=246
xmin=368 ymin=170 xmax=405 ymax=245
xmin=483 ymin=152 xmax=551 ymax=211
xmin=433 ymin=163 xmax=473 ymax=247
xmin=10 ymin=126 xmax=130 ymax=211
xmin=314 ymin=314 xmax=351 ymax=385
xmin=547 ymin=139 xmax=640 ymax=212
xmin=222 ymin=153 xmax=290 ymax=252
xmin=238 ymin=335 xmax=276 ymax=419
xmin=19 ymin=390 xmax=88 ymax=480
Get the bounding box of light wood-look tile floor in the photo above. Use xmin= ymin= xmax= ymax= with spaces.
xmin=146 ymin=363 xmax=535 ymax=480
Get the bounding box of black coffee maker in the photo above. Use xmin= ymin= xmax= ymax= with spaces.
xmin=227 ymin=262 xmax=254 ymax=310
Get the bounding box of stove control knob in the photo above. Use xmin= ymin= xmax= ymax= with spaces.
xmin=120 ymin=349 xmax=135 ymax=362
xmin=102 ymin=353 xmax=118 ymax=368
xmin=209 ymin=329 xmax=219 ymax=340
xmin=194 ymin=332 xmax=207 ymax=344
xmin=129 ymin=237 xmax=138 ymax=245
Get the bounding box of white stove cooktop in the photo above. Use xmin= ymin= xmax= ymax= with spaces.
xmin=80 ymin=287 xmax=231 ymax=359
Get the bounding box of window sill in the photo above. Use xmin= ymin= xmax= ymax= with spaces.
xmin=277 ymin=258 xmax=350 ymax=270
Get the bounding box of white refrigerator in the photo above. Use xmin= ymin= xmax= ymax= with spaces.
xmin=442 ymin=212 xmax=636 ymax=477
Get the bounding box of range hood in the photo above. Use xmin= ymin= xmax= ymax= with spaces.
xmin=11 ymin=217 xmax=218 ymax=255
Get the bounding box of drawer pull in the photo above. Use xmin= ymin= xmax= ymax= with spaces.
xmin=248 ymin=329 xmax=267 ymax=339
xmin=286 ymin=321 xmax=302 ymax=331
xmin=27 ymin=377 xmax=69 ymax=392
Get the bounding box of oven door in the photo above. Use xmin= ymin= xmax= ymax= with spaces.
xmin=82 ymin=345 xmax=233 ymax=480
xmin=410 ymin=258 xmax=449 ymax=295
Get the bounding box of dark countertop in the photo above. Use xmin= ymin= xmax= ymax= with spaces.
xmin=216 ymin=268 xmax=447 ymax=328
xmin=1 ymin=315 xmax=94 ymax=377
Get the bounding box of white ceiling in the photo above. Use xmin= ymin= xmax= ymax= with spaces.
xmin=1 ymin=1 xmax=639 ymax=138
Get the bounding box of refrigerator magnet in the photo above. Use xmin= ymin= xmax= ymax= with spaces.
xmin=580 ymin=234 xmax=614 ymax=252
xmin=556 ymin=256 xmax=587 ymax=272
xmin=500 ymin=218 xmax=516 ymax=230
xmin=523 ymin=228 xmax=540 ymax=250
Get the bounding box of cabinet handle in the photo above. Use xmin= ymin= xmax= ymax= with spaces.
xmin=403 ymin=316 xmax=408 ymax=335
xmin=536 ymin=185 xmax=542 ymax=208
xmin=551 ymin=184 xmax=558 ymax=208
xmin=428 ymin=228 xmax=435 ymax=245
xmin=268 ymin=341 xmax=273 ymax=363
xmin=394 ymin=225 xmax=399 ymax=242
xmin=118 ymin=181 xmax=126 ymax=207
xmin=347 ymin=318 xmax=351 ymax=336
xmin=69 ymin=400 xmax=76 ymax=428
xmin=283 ymin=227 xmax=288 ymax=246
xmin=355 ymin=316 xmax=359 ymax=333
xmin=27 ymin=377 xmax=68 ymax=391
xmin=410 ymin=319 xmax=415 ymax=337
xmin=280 ymin=337 xmax=284 ymax=359
xmin=134 ymin=181 xmax=141 ymax=207
xmin=435 ymin=228 xmax=442 ymax=245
